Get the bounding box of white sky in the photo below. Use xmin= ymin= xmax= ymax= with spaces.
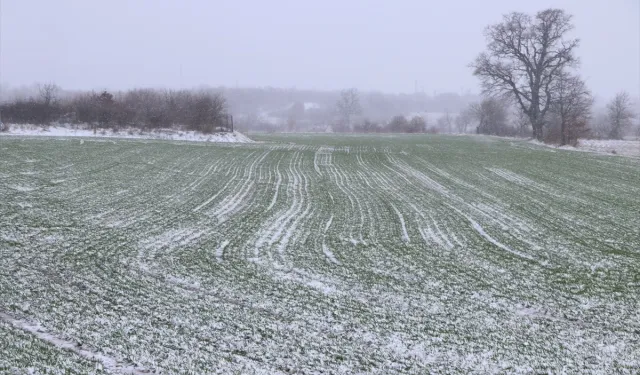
xmin=1 ymin=0 xmax=638 ymax=99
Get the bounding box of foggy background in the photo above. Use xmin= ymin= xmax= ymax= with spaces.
xmin=1 ymin=0 xmax=638 ymax=99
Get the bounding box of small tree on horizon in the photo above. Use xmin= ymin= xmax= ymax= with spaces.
xmin=409 ymin=116 xmax=426 ymax=133
xmin=336 ymin=88 xmax=362 ymax=130
xmin=606 ymin=91 xmax=636 ymax=140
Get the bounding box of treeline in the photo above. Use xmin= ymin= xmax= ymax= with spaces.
xmin=223 ymin=87 xmax=477 ymax=118
xmin=453 ymin=92 xmax=638 ymax=144
xmin=348 ymin=116 xmax=433 ymax=134
xmin=0 ymin=85 xmax=231 ymax=133
xmin=343 ymin=93 xmax=638 ymax=143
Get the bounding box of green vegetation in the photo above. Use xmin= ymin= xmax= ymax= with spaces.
xmin=1 ymin=134 xmax=639 ymax=374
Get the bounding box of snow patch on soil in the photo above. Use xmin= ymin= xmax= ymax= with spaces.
xmin=530 ymin=139 xmax=640 ymax=157
xmin=2 ymin=124 xmax=254 ymax=144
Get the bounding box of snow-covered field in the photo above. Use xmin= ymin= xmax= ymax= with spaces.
xmin=1 ymin=133 xmax=639 ymax=374
xmin=3 ymin=124 xmax=254 ymax=143
xmin=527 ymin=138 xmax=640 ymax=158
xmin=574 ymin=139 xmax=640 ymax=157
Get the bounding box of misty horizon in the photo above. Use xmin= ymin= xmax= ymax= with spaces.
xmin=1 ymin=0 xmax=639 ymax=100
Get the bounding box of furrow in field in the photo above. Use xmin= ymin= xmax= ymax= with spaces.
xmin=254 ymin=152 xmax=309 ymax=261
xmin=192 ymin=151 xmax=258 ymax=212
xmin=3 ymin=135 xmax=639 ymax=374
xmin=267 ymin=158 xmax=283 ymax=212
xmin=321 ymin=214 xmax=340 ymax=265
xmin=327 ymin=161 xmax=366 ymax=245
xmin=390 ymin=203 xmax=410 ymax=243
xmin=0 ymin=312 xmax=151 ymax=374
xmin=209 ymin=150 xmax=270 ymax=222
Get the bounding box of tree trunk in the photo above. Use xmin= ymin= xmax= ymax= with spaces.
xmin=530 ymin=112 xmax=544 ymax=141
xmin=531 ymin=123 xmax=543 ymax=141
xmin=560 ymin=120 xmax=567 ymax=146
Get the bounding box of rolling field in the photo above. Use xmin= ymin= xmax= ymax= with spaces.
xmin=1 ymin=134 xmax=639 ymax=374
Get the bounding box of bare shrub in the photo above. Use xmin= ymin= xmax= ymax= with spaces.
xmin=409 ymin=116 xmax=426 ymax=133
xmin=606 ymin=92 xmax=636 ymax=140
xmin=470 ymin=98 xmax=510 ymax=136
xmin=387 ymin=115 xmax=410 ymax=133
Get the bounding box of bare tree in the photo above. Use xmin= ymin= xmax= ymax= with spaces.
xmin=436 ymin=111 xmax=454 ymax=133
xmin=513 ymin=107 xmax=531 ymax=137
xmin=471 ymin=98 xmax=509 ymax=136
xmin=409 ymin=116 xmax=426 ymax=133
xmin=122 ymin=89 xmax=171 ymax=129
xmin=37 ymin=83 xmax=61 ymax=123
xmin=354 ymin=119 xmax=382 ymax=133
xmin=471 ymin=9 xmax=579 ymax=140
xmin=287 ymin=102 xmax=305 ymax=132
xmin=388 ymin=115 xmax=409 ymax=133
xmin=549 ymin=71 xmax=592 ymax=145
xmin=336 ymin=88 xmax=362 ymax=130
xmin=0 ymin=110 xmax=6 ymax=132
xmin=436 ymin=116 xmax=447 ymax=133
xmin=38 ymin=83 xmax=60 ymax=106
xmin=606 ymin=91 xmax=636 ymax=140
xmin=95 ymin=91 xmax=115 ymax=132
xmin=189 ymin=91 xmax=227 ymax=133
xmin=455 ymin=108 xmax=473 ymax=133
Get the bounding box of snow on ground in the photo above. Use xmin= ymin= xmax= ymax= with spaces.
xmin=2 ymin=124 xmax=254 ymax=143
xmin=573 ymin=139 xmax=640 ymax=157
xmin=405 ymin=111 xmax=459 ymax=123
xmin=527 ymin=138 xmax=640 ymax=157
xmin=0 ymin=312 xmax=150 ymax=374
xmin=1 ymin=133 xmax=639 ymax=374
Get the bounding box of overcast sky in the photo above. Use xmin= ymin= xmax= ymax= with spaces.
xmin=1 ymin=0 xmax=638 ymax=99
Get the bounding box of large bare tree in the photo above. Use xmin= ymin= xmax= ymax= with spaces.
xmin=550 ymin=71 xmax=592 ymax=145
xmin=472 ymin=9 xmax=579 ymax=140
xmin=606 ymin=91 xmax=636 ymax=140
